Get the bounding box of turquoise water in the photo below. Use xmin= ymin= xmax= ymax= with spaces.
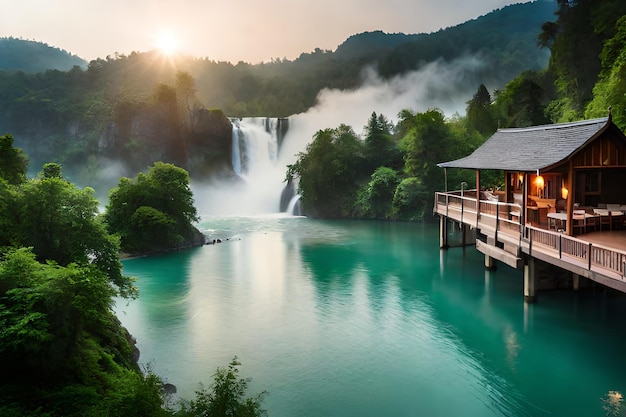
xmin=116 ymin=216 xmax=626 ymax=416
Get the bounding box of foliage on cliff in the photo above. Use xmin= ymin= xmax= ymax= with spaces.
xmin=288 ymin=110 xmax=489 ymax=220
xmin=0 ymin=138 xmax=165 ymax=416
xmin=496 ymin=0 xmax=626 ymax=128
xmin=0 ymin=137 xmax=265 ymax=416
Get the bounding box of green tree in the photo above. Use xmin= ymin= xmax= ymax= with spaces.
xmin=175 ymin=358 xmax=267 ymax=417
xmin=539 ymin=0 xmax=626 ymax=121
xmin=392 ymin=177 xmax=429 ymax=220
xmin=541 ymin=0 xmax=603 ymax=113
xmin=14 ymin=163 xmax=133 ymax=297
xmin=288 ymin=125 xmax=364 ymax=218
xmin=363 ymin=112 xmax=398 ymax=172
xmin=105 ymin=162 xmax=200 ymax=253
xmin=0 ymin=248 xmax=167 ymax=417
xmin=0 ymin=134 xmax=28 ymax=185
xmin=0 ymin=151 xmax=169 ymax=416
xmin=355 ymin=167 xmax=400 ymax=219
xmin=0 ymin=179 xmax=19 ymax=247
xmin=493 ymin=71 xmax=550 ymax=127
xmin=397 ymin=108 xmax=487 ymax=219
xmin=398 ymin=109 xmax=450 ymax=185
xmin=466 ymin=84 xmax=497 ymax=136
xmin=585 ymin=15 xmax=626 ymax=128
xmin=176 ymin=71 xmax=198 ymax=131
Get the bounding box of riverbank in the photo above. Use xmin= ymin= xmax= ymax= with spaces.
xmin=119 ymin=227 xmax=206 ymax=260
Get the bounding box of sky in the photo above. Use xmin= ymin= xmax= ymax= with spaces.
xmin=4 ymin=0 xmax=525 ymax=64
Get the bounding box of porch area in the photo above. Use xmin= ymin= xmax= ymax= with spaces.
xmin=434 ymin=190 xmax=626 ymax=293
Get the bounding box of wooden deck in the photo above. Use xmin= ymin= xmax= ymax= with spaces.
xmin=581 ymin=230 xmax=626 ymax=248
xmin=435 ymin=191 xmax=626 ymax=293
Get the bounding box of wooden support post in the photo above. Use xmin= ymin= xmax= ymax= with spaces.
xmin=439 ymin=216 xmax=448 ymax=249
xmin=573 ymin=273 xmax=580 ymax=291
xmin=524 ymin=257 xmax=537 ymax=303
xmin=463 ymin=224 xmax=474 ymax=246
xmin=484 ymin=254 xmax=496 ymax=270
xmin=459 ymin=223 xmax=467 ymax=247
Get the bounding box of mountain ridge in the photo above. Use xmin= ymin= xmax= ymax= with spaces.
xmin=0 ymin=37 xmax=87 ymax=73
xmin=2 ymin=1 xmax=555 ymax=74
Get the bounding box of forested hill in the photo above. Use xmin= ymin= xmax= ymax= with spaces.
xmin=0 ymin=1 xmax=555 ymax=195
xmin=0 ymin=37 xmax=87 ymax=73
xmin=0 ymin=1 xmax=556 ymax=118
xmin=376 ymin=0 xmax=555 ymax=78
xmin=335 ymin=1 xmax=554 ymax=76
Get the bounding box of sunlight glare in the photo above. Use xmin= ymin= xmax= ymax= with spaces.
xmin=156 ymin=31 xmax=179 ymax=55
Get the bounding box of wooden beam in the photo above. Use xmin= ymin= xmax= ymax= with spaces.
xmin=475 ymin=169 xmax=481 ymax=226
xmin=566 ymin=161 xmax=574 ymax=235
xmin=522 ymin=173 xmax=527 ymax=227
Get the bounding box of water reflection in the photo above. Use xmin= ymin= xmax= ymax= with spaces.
xmin=298 ymin=221 xmax=531 ymax=416
xmin=116 ymin=217 xmax=626 ymax=417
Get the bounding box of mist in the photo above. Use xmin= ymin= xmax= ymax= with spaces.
xmin=193 ymin=54 xmax=490 ymax=217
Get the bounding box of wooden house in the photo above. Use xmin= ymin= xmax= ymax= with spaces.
xmin=434 ymin=115 xmax=626 ymax=301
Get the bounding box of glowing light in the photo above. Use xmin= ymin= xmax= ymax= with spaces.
xmin=535 ymin=175 xmax=544 ymax=197
xmin=156 ymin=31 xmax=180 ymax=55
xmin=561 ymin=187 xmax=569 ymax=199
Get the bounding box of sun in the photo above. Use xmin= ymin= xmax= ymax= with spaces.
xmin=155 ymin=31 xmax=180 ymax=55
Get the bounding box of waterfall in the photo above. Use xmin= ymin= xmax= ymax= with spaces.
xmin=231 ymin=117 xmax=278 ymax=177
xmin=231 ymin=126 xmax=242 ymax=175
xmin=194 ymin=117 xmax=294 ymax=216
xmin=286 ymin=195 xmax=302 ymax=216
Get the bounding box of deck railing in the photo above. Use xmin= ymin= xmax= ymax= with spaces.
xmin=435 ymin=189 xmax=522 ymax=237
xmin=527 ymin=226 xmax=626 ymax=279
xmin=435 ymin=190 xmax=626 ymax=281
xmin=435 ymin=190 xmax=478 ymax=222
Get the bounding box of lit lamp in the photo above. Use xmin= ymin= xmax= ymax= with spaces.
xmin=561 ymin=186 xmax=569 ymax=199
xmin=535 ymin=175 xmax=544 ymax=197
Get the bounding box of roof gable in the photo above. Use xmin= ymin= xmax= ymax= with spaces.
xmin=438 ymin=117 xmax=611 ymax=171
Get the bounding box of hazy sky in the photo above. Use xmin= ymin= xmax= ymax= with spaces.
xmin=3 ymin=0 xmax=528 ymax=63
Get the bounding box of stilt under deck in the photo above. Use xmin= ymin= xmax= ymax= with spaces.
xmin=435 ymin=191 xmax=626 ymax=302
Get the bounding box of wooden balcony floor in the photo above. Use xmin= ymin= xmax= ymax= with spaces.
xmin=580 ymin=230 xmax=626 ymax=250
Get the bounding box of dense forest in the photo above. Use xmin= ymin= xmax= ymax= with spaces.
xmin=0 ymin=1 xmax=553 ymax=195
xmin=291 ymin=0 xmax=626 ymax=220
xmin=3 ymin=0 xmax=626 ymax=415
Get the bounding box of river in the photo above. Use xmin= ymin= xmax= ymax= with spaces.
xmin=115 ymin=216 xmax=626 ymax=416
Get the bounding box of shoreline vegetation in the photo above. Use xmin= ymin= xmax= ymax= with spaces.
xmin=0 ymin=138 xmax=266 ymax=416
xmin=2 ymin=1 xmax=626 ymax=415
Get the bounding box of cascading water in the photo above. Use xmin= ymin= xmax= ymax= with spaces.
xmin=231 ymin=117 xmax=279 ymax=177
xmin=193 ymin=117 xmax=296 ymax=216
xmin=279 ymin=177 xmax=301 ymax=215
xmin=286 ymin=194 xmax=302 ymax=216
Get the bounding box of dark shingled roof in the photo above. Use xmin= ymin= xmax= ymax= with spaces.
xmin=438 ymin=117 xmax=610 ymax=172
